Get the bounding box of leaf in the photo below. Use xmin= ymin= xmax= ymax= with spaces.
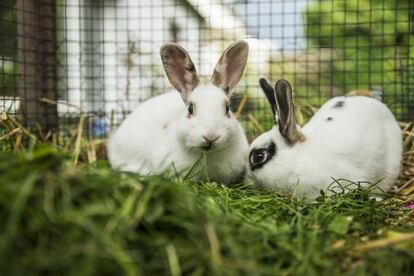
xmin=328 ymin=215 xmax=351 ymax=235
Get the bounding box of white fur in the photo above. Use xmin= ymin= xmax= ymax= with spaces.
xmin=108 ymin=84 xmax=248 ymax=183
xmin=248 ymin=96 xmax=402 ymax=198
xmin=108 ymin=41 xmax=249 ymax=183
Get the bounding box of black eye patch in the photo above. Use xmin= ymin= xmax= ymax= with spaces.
xmin=249 ymin=142 xmax=276 ymax=171
xmin=250 ymin=149 xmax=267 ymax=165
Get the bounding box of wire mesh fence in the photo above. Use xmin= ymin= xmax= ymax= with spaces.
xmin=1 ymin=0 xmax=413 ymax=142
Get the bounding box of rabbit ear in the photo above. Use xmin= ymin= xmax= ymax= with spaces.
xmin=274 ymin=79 xmax=305 ymax=144
xmin=259 ymin=78 xmax=277 ymax=123
xmin=160 ymin=43 xmax=200 ymax=103
xmin=211 ymin=40 xmax=249 ymax=96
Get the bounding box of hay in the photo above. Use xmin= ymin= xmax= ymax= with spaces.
xmin=1 ymin=110 xmax=413 ymax=194
xmin=396 ymin=122 xmax=414 ymax=195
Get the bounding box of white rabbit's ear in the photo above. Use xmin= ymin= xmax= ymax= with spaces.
xmin=259 ymin=78 xmax=277 ymax=123
xmin=211 ymin=40 xmax=249 ymax=96
xmin=274 ymin=79 xmax=305 ymax=144
xmin=160 ymin=43 xmax=200 ymax=103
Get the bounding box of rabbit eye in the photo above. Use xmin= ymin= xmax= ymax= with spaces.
xmin=188 ymin=103 xmax=194 ymax=115
xmin=249 ymin=142 xmax=276 ymax=170
xmin=250 ymin=149 xmax=267 ymax=165
xmin=225 ymin=104 xmax=230 ymax=115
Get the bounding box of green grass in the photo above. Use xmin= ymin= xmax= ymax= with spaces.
xmin=0 ymin=146 xmax=413 ymax=275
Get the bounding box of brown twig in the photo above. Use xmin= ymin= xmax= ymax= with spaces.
xmin=352 ymin=232 xmax=414 ymax=254
xmin=0 ymin=128 xmax=21 ymax=141
xmin=73 ymin=115 xmax=86 ymax=165
xmin=235 ymin=94 xmax=249 ymax=118
xmin=39 ymin=97 xmax=86 ymax=114
xmin=248 ymin=114 xmax=265 ymax=133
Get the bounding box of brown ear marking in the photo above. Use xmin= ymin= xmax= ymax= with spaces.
xmin=277 ymin=122 xmax=306 ymax=145
xmin=160 ymin=43 xmax=200 ymax=102
xmin=211 ymin=40 xmax=249 ymax=95
xmin=274 ymin=79 xmax=305 ymax=145
xmin=287 ymin=129 xmax=306 ymax=144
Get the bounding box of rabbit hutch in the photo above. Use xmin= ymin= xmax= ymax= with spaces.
xmin=1 ymin=1 xmax=414 ymax=275
xmin=0 ymin=0 xmax=413 ymax=140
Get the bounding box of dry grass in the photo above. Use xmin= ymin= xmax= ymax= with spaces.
xmin=396 ymin=122 xmax=414 ymax=195
xmin=0 ymin=110 xmax=107 ymax=163
xmin=1 ymin=102 xmax=414 ymax=195
xmin=3 ymin=87 xmax=412 ymax=189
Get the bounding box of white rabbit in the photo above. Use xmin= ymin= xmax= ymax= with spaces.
xmin=108 ymin=41 xmax=249 ymax=184
xmin=247 ymin=78 xmax=402 ymax=198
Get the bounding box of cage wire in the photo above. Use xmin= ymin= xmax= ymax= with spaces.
xmin=0 ymin=0 xmax=413 ymax=142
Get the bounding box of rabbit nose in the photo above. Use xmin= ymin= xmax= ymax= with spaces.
xmin=202 ymin=135 xmax=220 ymax=143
